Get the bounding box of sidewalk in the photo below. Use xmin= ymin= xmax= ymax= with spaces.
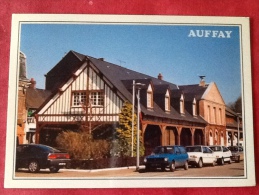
xmin=62 ymin=165 xmax=146 ymax=173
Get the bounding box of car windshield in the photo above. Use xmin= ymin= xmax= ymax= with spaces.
xmin=186 ymin=146 xmax=201 ymax=152
xmin=153 ymin=146 xmax=174 ymax=154
xmin=209 ymin=146 xmax=222 ymax=152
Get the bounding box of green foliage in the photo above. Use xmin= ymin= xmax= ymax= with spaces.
xmin=56 ymin=131 xmax=110 ymax=160
xmin=115 ymin=101 xmax=145 ymax=157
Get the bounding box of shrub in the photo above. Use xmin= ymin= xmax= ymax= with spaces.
xmin=56 ymin=131 xmax=110 ymax=160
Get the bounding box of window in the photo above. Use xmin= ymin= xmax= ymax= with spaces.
xmin=72 ymin=91 xmax=86 ymax=107
xmin=72 ymin=91 xmax=104 ymax=107
xmin=147 ymin=84 xmax=153 ymax=109
xmin=165 ymin=90 xmax=170 ymax=111
xmin=90 ymin=91 xmax=104 ymax=106
xmin=219 ymin=108 xmax=222 ymax=125
xmin=207 ymin=105 xmax=211 ymax=122
xmin=180 ymin=94 xmax=184 ymax=114
xmin=192 ymin=98 xmax=197 ymax=116
xmin=147 ymin=92 xmax=152 ymax=108
xmin=213 ymin=107 xmax=216 ymax=124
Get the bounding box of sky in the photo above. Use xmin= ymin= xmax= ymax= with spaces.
xmin=20 ymin=23 xmax=241 ymax=104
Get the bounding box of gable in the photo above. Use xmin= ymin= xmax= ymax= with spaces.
xmin=201 ymin=82 xmax=225 ymax=105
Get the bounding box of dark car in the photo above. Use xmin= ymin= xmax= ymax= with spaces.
xmin=228 ymin=146 xmax=244 ymax=163
xmin=16 ymin=144 xmax=71 ymax=173
xmin=143 ymin=145 xmax=189 ymax=172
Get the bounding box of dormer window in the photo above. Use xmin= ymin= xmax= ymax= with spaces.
xmin=147 ymin=84 xmax=153 ymax=109
xmin=180 ymin=94 xmax=185 ymax=115
xmin=192 ymin=98 xmax=197 ymax=117
xmin=165 ymin=90 xmax=170 ymax=112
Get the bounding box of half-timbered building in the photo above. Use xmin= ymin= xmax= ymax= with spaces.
xmin=35 ymin=50 xmax=227 ymax=153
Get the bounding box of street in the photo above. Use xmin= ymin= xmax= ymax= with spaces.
xmin=15 ymin=160 xmax=244 ymax=178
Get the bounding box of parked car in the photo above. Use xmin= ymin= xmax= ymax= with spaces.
xmin=16 ymin=144 xmax=71 ymax=173
xmin=208 ymin=145 xmax=232 ymax=165
xmin=186 ymin=145 xmax=217 ymax=168
xmin=228 ymin=146 xmax=244 ymax=163
xmin=143 ymin=145 xmax=189 ymax=172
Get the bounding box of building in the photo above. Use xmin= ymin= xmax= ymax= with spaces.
xmin=226 ymin=107 xmax=243 ymax=146
xmin=24 ymin=78 xmax=51 ymax=143
xmin=34 ymin=50 xmax=237 ymax=153
xmin=17 ymin=52 xmax=51 ymax=144
xmin=17 ymin=52 xmax=30 ymax=144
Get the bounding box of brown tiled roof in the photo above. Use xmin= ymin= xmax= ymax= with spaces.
xmin=41 ymin=50 xmax=207 ymax=125
xmin=26 ymin=88 xmax=51 ymax=109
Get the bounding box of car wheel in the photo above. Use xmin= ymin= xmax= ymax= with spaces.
xmin=49 ymin=166 xmax=60 ymax=173
xmin=184 ymin=161 xmax=188 ymax=170
xmin=197 ymin=159 xmax=203 ymax=168
xmin=236 ymin=156 xmax=240 ymax=163
xmin=220 ymin=157 xmax=224 ymax=165
xmin=170 ymin=161 xmax=175 ymax=172
xmin=28 ymin=160 xmax=40 ymax=173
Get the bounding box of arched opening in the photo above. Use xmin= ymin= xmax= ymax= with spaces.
xmin=209 ymin=130 xmax=213 ymax=145
xmin=220 ymin=131 xmax=224 ymax=145
xmin=180 ymin=128 xmax=192 ymax=146
xmin=194 ymin=129 xmax=204 ymax=145
xmin=144 ymin=125 xmax=161 ymax=155
xmin=215 ymin=130 xmax=218 ymax=145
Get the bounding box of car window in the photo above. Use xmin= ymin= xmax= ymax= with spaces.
xmin=204 ymin=147 xmax=213 ymax=153
xmin=223 ymin=146 xmax=229 ymax=152
xmin=209 ymin=146 xmax=222 ymax=152
xmin=178 ymin=146 xmax=187 ymax=154
xmin=166 ymin=147 xmax=174 ymax=154
xmin=174 ymin=146 xmax=180 ymax=154
xmin=186 ymin=146 xmax=201 ymax=152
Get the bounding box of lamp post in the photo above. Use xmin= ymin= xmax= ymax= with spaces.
xmin=131 ymin=80 xmax=135 ymax=157
xmin=133 ymin=82 xmax=145 ymax=171
xmin=237 ymin=113 xmax=241 ymax=152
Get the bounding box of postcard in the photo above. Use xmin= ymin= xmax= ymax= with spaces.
xmin=4 ymin=14 xmax=255 ymax=188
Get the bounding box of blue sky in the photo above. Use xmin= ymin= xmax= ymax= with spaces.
xmin=20 ymin=23 xmax=241 ymax=104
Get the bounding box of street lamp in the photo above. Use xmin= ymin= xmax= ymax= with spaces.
xmin=236 ymin=113 xmax=241 ymax=152
xmin=133 ymin=82 xmax=145 ymax=171
xmin=131 ymin=80 xmax=135 ymax=157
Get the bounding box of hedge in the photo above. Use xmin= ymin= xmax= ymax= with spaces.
xmin=68 ymin=156 xmax=145 ymax=169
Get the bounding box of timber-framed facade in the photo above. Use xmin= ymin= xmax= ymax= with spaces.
xmin=35 ymin=50 xmax=230 ymax=153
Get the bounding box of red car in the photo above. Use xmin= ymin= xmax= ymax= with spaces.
xmin=16 ymin=144 xmax=71 ymax=173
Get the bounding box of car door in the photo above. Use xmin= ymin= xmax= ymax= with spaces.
xmin=177 ymin=146 xmax=187 ymax=166
xmin=202 ymin=146 xmax=210 ymax=163
xmin=16 ymin=145 xmax=32 ymax=167
xmin=174 ymin=146 xmax=181 ymax=167
xmin=222 ymin=146 xmax=231 ymax=161
xmin=203 ymin=147 xmax=214 ymax=163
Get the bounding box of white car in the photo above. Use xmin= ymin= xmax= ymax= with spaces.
xmin=209 ymin=145 xmax=232 ymax=165
xmin=186 ymin=145 xmax=217 ymax=168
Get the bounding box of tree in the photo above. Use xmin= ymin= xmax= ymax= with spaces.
xmin=228 ymin=95 xmax=242 ymax=113
xmin=115 ymin=101 xmax=145 ymax=157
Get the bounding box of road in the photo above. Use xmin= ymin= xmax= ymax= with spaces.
xmin=15 ymin=160 xmax=244 ymax=178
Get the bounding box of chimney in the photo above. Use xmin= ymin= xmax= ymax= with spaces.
xmin=199 ymin=76 xmax=206 ymax=87
xmin=158 ymin=73 xmax=163 ymax=80
xmin=29 ymin=78 xmax=36 ymax=89
xmin=99 ymin=58 xmax=105 ymax=61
